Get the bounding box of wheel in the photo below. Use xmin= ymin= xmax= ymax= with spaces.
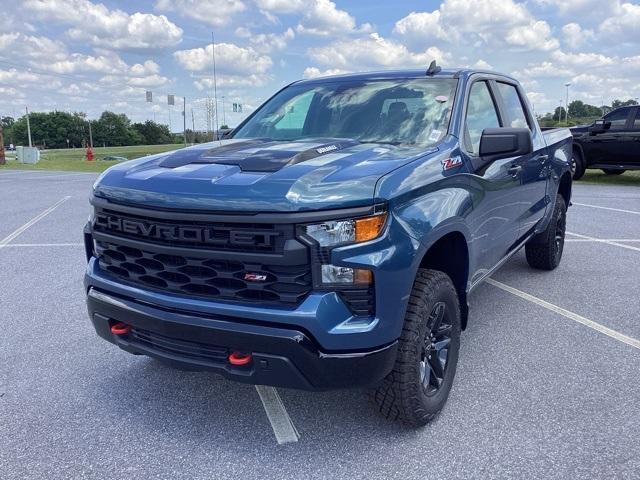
xmin=525 ymin=194 xmax=566 ymax=270
xmin=602 ymin=169 xmax=625 ymax=175
xmin=571 ymin=149 xmax=585 ymax=180
xmin=372 ymin=269 xmax=461 ymax=426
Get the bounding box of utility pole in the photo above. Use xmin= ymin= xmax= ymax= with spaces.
xmin=26 ymin=107 xmax=33 ymax=147
xmin=564 ymin=82 xmax=571 ymax=126
xmin=211 ymin=32 xmax=219 ymax=140
xmin=88 ymin=120 xmax=93 ymax=148
xmin=0 ymin=124 xmax=5 ymax=165
xmin=183 ymin=96 xmax=187 ymax=147
xmin=222 ymin=96 xmax=226 ymax=127
xmin=191 ymin=108 xmax=195 ymax=144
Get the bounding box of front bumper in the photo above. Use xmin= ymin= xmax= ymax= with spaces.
xmin=87 ymin=288 xmax=397 ymax=391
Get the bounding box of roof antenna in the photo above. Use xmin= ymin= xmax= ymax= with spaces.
xmin=426 ymin=60 xmax=441 ymax=76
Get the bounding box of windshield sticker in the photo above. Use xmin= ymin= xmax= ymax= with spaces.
xmin=429 ymin=130 xmax=442 ymax=142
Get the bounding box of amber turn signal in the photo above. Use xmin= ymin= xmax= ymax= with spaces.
xmin=354 ymin=214 xmax=387 ymax=243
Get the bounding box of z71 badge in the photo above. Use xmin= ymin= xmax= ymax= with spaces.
xmin=442 ymin=156 xmax=463 ymax=171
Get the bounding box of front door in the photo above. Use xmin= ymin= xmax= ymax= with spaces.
xmin=461 ymin=79 xmax=521 ymax=284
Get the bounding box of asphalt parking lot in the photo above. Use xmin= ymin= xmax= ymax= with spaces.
xmin=1 ymin=169 xmax=639 ymax=480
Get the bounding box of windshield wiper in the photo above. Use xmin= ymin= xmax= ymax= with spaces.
xmin=358 ymin=139 xmax=402 ymax=146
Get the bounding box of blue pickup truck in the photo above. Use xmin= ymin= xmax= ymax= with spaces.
xmin=84 ymin=66 xmax=572 ymax=425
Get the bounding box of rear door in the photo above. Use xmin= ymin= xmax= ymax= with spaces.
xmin=461 ymin=79 xmax=521 ymax=280
xmin=629 ymin=107 xmax=640 ymax=166
xmin=492 ymin=81 xmax=549 ymax=238
xmin=585 ymin=107 xmax=634 ymax=165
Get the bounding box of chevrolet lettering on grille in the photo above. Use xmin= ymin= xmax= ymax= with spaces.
xmin=95 ymin=213 xmax=280 ymax=248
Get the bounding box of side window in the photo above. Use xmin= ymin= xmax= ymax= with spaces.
xmin=465 ymin=81 xmax=501 ymax=155
xmin=633 ymin=109 xmax=640 ymax=130
xmin=604 ymin=108 xmax=630 ymax=130
xmin=271 ymin=91 xmax=315 ymax=137
xmin=496 ymin=82 xmax=530 ymax=129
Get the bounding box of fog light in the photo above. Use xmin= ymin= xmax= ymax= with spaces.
xmin=321 ymin=265 xmax=372 ymax=285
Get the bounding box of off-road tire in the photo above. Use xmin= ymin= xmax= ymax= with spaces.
xmin=372 ymin=269 xmax=461 ymax=427
xmin=572 ymin=149 xmax=586 ymax=180
xmin=525 ymin=194 xmax=566 ymax=270
xmin=602 ymin=169 xmax=625 ymax=175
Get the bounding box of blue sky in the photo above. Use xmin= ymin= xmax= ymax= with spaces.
xmin=0 ymin=0 xmax=638 ymax=131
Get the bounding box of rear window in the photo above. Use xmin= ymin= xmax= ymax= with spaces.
xmin=496 ymin=82 xmax=530 ymax=129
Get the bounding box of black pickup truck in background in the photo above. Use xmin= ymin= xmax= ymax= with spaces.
xmin=570 ymin=105 xmax=640 ymax=179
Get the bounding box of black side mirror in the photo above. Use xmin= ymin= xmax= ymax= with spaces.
xmin=589 ymin=119 xmax=611 ymax=135
xmin=479 ymin=128 xmax=533 ymax=161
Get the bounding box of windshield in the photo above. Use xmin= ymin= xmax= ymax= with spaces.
xmin=233 ymin=78 xmax=458 ymax=147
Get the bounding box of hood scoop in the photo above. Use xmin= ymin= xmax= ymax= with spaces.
xmin=158 ymin=138 xmax=361 ymax=173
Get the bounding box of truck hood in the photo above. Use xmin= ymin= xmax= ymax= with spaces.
xmin=93 ymin=138 xmax=436 ymax=212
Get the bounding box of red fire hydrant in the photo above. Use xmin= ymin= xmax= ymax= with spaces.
xmin=86 ymin=146 xmax=94 ymax=162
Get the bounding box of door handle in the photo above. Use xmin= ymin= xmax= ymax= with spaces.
xmin=508 ymin=165 xmax=522 ymax=177
xmin=537 ymin=154 xmax=549 ymax=164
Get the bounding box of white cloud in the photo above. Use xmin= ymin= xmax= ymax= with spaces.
xmin=598 ymin=2 xmax=640 ymax=43
xmin=393 ymin=0 xmax=558 ymax=51
xmin=47 ymin=52 xmax=129 ymax=75
xmin=551 ymin=50 xmax=615 ymax=68
xmin=561 ymin=23 xmax=594 ymax=50
xmin=308 ymin=33 xmax=450 ymax=70
xmin=296 ymin=0 xmax=356 ymax=36
xmin=515 ymin=61 xmax=575 ymax=78
xmin=254 ymin=0 xmax=306 ymax=14
xmin=130 ymin=61 xmax=161 ymax=77
xmin=22 ymin=0 xmax=183 ymax=50
xmin=392 ymin=11 xmax=446 ymax=43
xmin=0 ymin=33 xmax=68 ymax=62
xmin=302 ymin=67 xmax=351 ymax=78
xmin=155 ymin=0 xmax=246 ymax=27
xmin=243 ymin=28 xmax=295 ymax=53
xmin=505 ymin=21 xmax=559 ymax=51
xmin=174 ymin=42 xmax=273 ymax=75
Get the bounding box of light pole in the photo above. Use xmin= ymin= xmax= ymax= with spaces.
xmin=564 ymin=82 xmax=571 ymax=126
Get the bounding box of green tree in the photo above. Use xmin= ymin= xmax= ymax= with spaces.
xmin=92 ymin=111 xmax=136 ymax=147
xmin=132 ymin=120 xmax=173 ymax=145
xmin=612 ymin=98 xmax=639 ymax=108
xmin=9 ymin=111 xmax=88 ymax=148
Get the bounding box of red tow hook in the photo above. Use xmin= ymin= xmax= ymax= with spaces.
xmin=110 ymin=322 xmax=131 ymax=335
xmin=228 ymin=352 xmax=252 ymax=366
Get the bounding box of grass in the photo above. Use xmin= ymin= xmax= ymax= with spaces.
xmin=580 ymin=169 xmax=640 ymax=186
xmin=0 ymin=144 xmax=185 ymax=172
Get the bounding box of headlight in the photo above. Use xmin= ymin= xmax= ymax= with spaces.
xmin=305 ymin=213 xmax=387 ymax=247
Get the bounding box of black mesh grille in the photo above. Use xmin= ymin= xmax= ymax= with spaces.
xmin=96 ymin=240 xmax=312 ymax=305
xmin=129 ymin=327 xmax=228 ymax=364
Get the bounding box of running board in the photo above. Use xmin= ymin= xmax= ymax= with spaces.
xmin=469 ymin=232 xmax=535 ymax=293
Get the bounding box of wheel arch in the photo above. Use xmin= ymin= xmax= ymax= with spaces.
xmin=418 ymin=230 xmax=470 ymax=330
xmin=558 ymin=171 xmax=572 ymax=208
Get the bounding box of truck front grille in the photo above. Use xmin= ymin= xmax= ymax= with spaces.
xmin=95 ymin=240 xmax=312 ymax=305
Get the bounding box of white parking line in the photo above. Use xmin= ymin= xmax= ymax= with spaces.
xmin=486 ymin=278 xmax=640 ymax=350
xmin=573 ymin=202 xmax=640 ymax=216
xmin=2 ymin=243 xmax=84 ymax=247
xmin=0 ymin=196 xmax=71 ymax=250
xmin=0 ymin=173 xmax=94 ymax=180
xmin=566 ymin=239 xmax=640 ymax=243
xmin=255 ymin=385 xmax=300 ymax=445
xmin=566 ymin=231 xmax=640 ymax=253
